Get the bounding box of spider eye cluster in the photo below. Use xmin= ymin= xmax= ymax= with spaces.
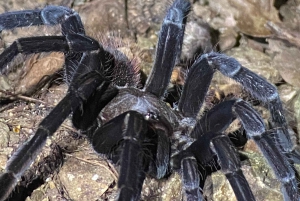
xmin=145 ymin=112 xmax=159 ymax=121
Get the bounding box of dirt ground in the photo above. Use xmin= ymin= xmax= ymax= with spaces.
xmin=0 ymin=0 xmax=300 ymax=200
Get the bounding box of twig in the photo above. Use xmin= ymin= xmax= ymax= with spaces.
xmin=0 ymin=89 xmax=47 ymax=104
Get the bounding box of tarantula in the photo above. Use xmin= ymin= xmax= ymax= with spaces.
xmin=0 ymin=0 xmax=299 ymax=200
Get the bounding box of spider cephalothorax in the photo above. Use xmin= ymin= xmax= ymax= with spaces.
xmin=0 ymin=0 xmax=299 ymax=200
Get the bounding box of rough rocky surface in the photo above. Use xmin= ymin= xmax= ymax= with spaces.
xmin=0 ymin=0 xmax=300 ymax=201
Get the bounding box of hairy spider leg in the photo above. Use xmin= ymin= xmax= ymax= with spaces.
xmin=210 ymin=134 xmax=255 ymax=201
xmin=144 ymin=0 xmax=190 ymax=97
xmin=92 ymin=111 xmax=148 ymax=201
xmin=234 ymin=100 xmax=299 ymax=201
xmin=175 ymin=97 xmax=298 ymax=200
xmin=191 ymin=99 xmax=237 ymax=139
xmin=0 ymin=6 xmax=84 ymax=33
xmin=180 ymin=154 xmax=204 ymax=201
xmin=178 ymin=52 xmax=300 ymax=163
xmin=0 ymin=34 xmax=100 ymax=73
xmin=70 ymin=52 xmax=119 ymax=132
xmin=151 ymin=129 xmax=171 ymax=179
xmin=178 ymin=57 xmax=214 ymax=118
xmin=207 ymin=53 xmax=300 ymax=162
xmin=171 ymin=140 xmax=205 ymax=200
xmin=187 ymin=99 xmax=298 ymax=201
xmin=72 ymin=80 xmax=118 ymax=131
xmin=173 ymin=100 xmax=255 ymax=201
xmin=114 ymin=111 xmax=148 ymax=201
xmin=0 ymin=51 xmax=112 ymax=201
xmin=90 ymin=110 xmax=170 ymax=200
xmin=0 ymin=5 xmax=85 ymax=80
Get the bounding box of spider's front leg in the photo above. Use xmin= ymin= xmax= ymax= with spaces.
xmin=0 ymin=6 xmax=84 ymax=34
xmin=178 ymin=52 xmax=300 ymax=163
xmin=0 ymin=50 xmax=117 ymax=201
xmin=90 ymin=111 xmax=149 ymax=201
xmin=144 ymin=0 xmax=190 ymax=97
xmin=0 ymin=34 xmax=100 ymax=73
xmin=206 ymin=53 xmax=300 ymax=162
xmin=173 ymin=100 xmax=256 ymax=201
xmin=174 ymin=45 xmax=300 ymax=200
xmin=178 ymin=99 xmax=298 ymax=201
xmin=81 ymin=110 xmax=170 ymax=201
xmin=0 ymin=5 xmax=86 ymax=79
xmin=234 ymin=100 xmax=299 ymax=201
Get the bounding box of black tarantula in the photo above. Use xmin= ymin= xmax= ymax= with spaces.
xmin=0 ymin=0 xmax=299 ymax=200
